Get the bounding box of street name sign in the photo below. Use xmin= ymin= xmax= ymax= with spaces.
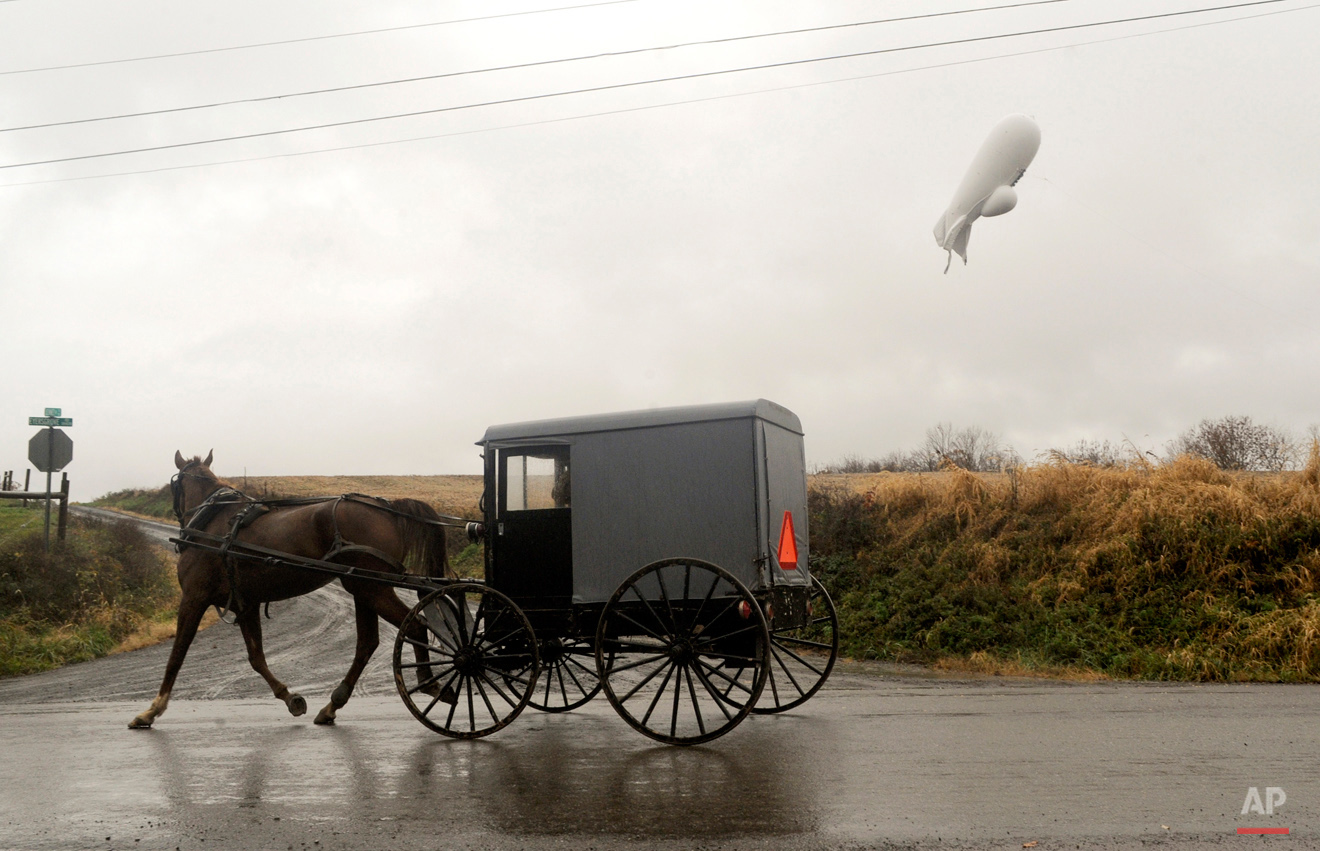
xmin=29 ymin=416 xmax=73 ymax=427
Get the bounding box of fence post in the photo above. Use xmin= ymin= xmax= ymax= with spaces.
xmin=57 ymin=473 xmax=69 ymax=542
xmin=23 ymin=470 xmax=30 ymax=508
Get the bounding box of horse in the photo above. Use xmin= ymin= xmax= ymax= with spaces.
xmin=129 ymin=450 xmax=450 ymax=729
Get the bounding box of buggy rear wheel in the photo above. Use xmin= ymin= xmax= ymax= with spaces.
xmin=393 ymin=583 xmax=539 ymax=739
xmin=595 ymin=558 xmax=769 ymax=746
xmin=754 ymin=575 xmax=839 ymax=713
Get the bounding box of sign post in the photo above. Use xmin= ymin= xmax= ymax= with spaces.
xmin=27 ymin=408 xmax=73 ymax=553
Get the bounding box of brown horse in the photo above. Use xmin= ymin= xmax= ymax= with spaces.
xmin=129 ymin=451 xmax=449 ymax=729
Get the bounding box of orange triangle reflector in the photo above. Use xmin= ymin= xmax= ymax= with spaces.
xmin=777 ymin=510 xmax=799 ymax=569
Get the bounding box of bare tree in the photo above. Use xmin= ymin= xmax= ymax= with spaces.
xmin=1166 ymin=415 xmax=1298 ymax=472
xmin=920 ymin=423 xmax=1017 ymax=472
xmin=1049 ymin=438 xmax=1126 ymax=467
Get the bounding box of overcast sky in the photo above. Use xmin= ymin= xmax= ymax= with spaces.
xmin=1 ymin=0 xmax=1317 ymax=500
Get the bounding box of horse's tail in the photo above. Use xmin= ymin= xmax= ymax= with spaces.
xmin=390 ymin=498 xmax=451 ymax=579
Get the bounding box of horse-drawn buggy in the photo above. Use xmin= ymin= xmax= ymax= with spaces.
xmin=136 ymin=399 xmax=837 ymax=746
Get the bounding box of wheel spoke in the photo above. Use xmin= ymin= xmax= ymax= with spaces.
xmin=618 ymin=655 xmax=671 ymax=702
xmin=669 ymin=662 xmax=683 ymax=737
xmin=561 ymin=658 xmax=593 ymax=698
xmin=770 ymin=638 xmax=829 ymax=675
xmin=684 ymin=665 xmax=706 ymax=737
xmin=627 ymin=585 xmax=676 ymax=641
xmin=605 ymin=649 xmax=669 ymax=675
xmin=690 ymin=570 xmax=722 ymax=630
xmin=773 ymin=634 xmax=835 ymax=651
xmin=399 ymin=633 xmax=456 ymax=656
xmin=442 ymin=677 xmax=461 ymax=728
xmin=472 ymin=674 xmax=500 ymax=724
xmin=692 ymin=663 xmax=734 ymax=721
xmin=697 ymin=594 xmax=742 ymax=633
xmin=407 ymin=675 xmax=440 ymax=697
xmin=640 ymin=660 xmax=677 ymax=726
xmin=480 ymin=652 xmax=535 ymax=663
xmin=656 ymin=568 xmax=680 ymax=636
xmin=476 ymin=669 xmax=519 ymax=708
xmin=766 ymin=661 xmax=781 ymax=706
xmin=695 ymin=657 xmax=757 ymax=696
xmin=564 ymin=653 xmax=597 ymax=680
xmin=397 ymin=657 xmax=454 ymax=670
xmin=437 ymin=598 xmax=470 ymax=646
xmin=694 ymin=621 xmax=765 ymax=648
xmin=466 ymin=675 xmax=477 ymax=732
xmin=493 ymin=668 xmax=535 ymax=688
xmin=612 ymin=609 xmax=670 ymax=644
xmin=604 ymin=634 xmax=666 ymax=654
xmin=770 ymin=644 xmax=807 ymax=697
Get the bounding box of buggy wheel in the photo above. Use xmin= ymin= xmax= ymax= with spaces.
xmin=392 ymin=583 xmax=539 ymax=739
xmin=526 ymin=636 xmax=602 ymax=712
xmin=753 ymin=576 xmax=839 ymax=713
xmin=595 ymin=558 xmax=769 ymax=746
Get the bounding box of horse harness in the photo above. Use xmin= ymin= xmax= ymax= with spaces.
xmin=172 ymin=473 xmax=448 ymax=621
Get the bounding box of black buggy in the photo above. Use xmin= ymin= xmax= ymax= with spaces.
xmin=392 ymin=399 xmax=839 ymax=745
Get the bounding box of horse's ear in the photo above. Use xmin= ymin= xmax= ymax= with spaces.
xmin=203 ymin=449 xmax=213 ymax=468
xmin=175 ymin=450 xmax=186 ymax=470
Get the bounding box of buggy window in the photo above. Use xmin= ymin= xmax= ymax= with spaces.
xmin=501 ymin=448 xmax=570 ymax=512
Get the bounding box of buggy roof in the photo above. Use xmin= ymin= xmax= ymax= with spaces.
xmin=478 ymin=398 xmax=802 ymax=444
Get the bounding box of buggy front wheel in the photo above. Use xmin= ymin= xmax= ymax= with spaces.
xmin=595 ymin=558 xmax=769 ymax=746
xmin=526 ymin=636 xmax=602 ymax=712
xmin=393 ymin=583 xmax=539 ymax=739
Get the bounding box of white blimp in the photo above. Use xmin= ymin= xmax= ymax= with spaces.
xmin=933 ymin=114 xmax=1041 ymax=272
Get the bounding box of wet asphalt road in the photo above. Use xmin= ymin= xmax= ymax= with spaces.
xmin=1 ymin=512 xmax=1317 ymax=849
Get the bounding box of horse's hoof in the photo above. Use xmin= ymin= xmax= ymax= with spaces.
xmin=314 ymin=707 xmax=335 ymax=725
xmin=288 ymin=695 xmax=307 ymax=717
xmin=128 ymin=716 xmax=153 ymax=729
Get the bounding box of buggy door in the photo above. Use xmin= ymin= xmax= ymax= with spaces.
xmin=489 ymin=445 xmax=572 ymax=605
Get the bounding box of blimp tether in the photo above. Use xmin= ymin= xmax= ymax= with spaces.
xmin=933 ymin=114 xmax=1041 ymax=273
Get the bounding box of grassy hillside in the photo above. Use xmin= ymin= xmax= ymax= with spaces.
xmin=810 ymin=456 xmax=1320 ymax=681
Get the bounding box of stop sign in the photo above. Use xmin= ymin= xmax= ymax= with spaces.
xmin=29 ymin=428 xmax=73 ymax=473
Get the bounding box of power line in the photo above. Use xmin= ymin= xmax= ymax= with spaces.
xmin=1 ymin=0 xmax=1077 ymax=134
xmin=0 ymin=0 xmax=647 ymax=77
xmin=0 ymin=0 xmax=1312 ymax=181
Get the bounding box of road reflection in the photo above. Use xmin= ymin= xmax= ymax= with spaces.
xmin=405 ymin=718 xmax=821 ymax=837
xmin=135 ymin=706 xmax=826 ymax=838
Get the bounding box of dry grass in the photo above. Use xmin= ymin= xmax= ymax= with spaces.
xmin=110 ymin=607 xmax=220 ymax=655
xmin=932 ymin=650 xmax=1111 ymax=681
xmin=235 ymin=474 xmax=483 ymax=520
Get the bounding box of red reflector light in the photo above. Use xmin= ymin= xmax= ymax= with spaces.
xmin=777 ymin=510 xmax=799 ymax=569
xmin=738 ymin=600 xmax=752 ymax=619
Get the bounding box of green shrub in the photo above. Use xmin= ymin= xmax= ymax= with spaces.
xmin=0 ymin=513 xmax=176 ymax=677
